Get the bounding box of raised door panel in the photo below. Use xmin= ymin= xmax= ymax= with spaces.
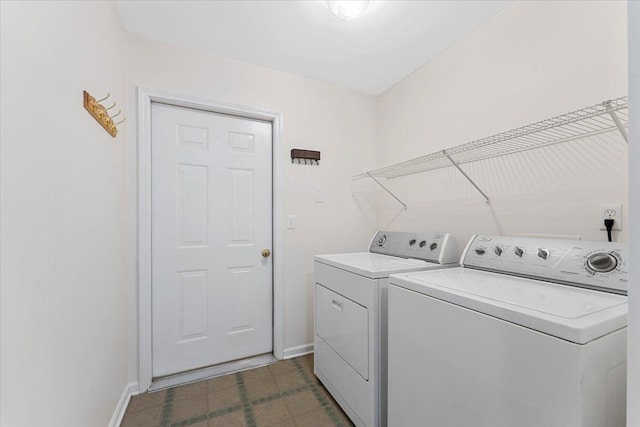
xmin=228 ymin=169 xmax=254 ymax=244
xmin=176 ymin=164 xmax=208 ymax=247
xmin=177 ymin=270 xmax=208 ymax=341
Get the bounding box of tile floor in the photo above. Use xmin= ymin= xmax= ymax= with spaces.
xmin=121 ymin=354 xmax=354 ymax=427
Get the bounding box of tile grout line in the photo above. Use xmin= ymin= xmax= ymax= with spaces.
xmin=208 ymin=403 xmax=242 ymax=419
xmin=293 ymin=358 xmax=351 ymax=427
xmin=171 ymin=413 xmax=207 ymax=427
xmin=160 ymin=388 xmax=175 ymax=427
xmin=236 ymin=371 xmax=258 ymax=427
xmin=153 ymin=356 xmax=347 ymax=427
xmin=163 ymin=368 xmax=316 ymax=426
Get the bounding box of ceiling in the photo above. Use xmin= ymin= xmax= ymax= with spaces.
xmin=116 ymin=1 xmax=513 ymax=95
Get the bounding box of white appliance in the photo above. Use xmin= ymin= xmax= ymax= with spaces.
xmin=388 ymin=234 xmax=629 ymax=427
xmin=314 ymin=231 xmax=458 ymax=427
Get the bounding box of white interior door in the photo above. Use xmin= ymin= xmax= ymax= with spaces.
xmin=151 ymin=102 xmax=273 ymax=378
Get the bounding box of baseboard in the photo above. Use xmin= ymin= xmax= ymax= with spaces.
xmin=282 ymin=343 xmax=314 ymax=359
xmin=109 ymin=381 xmax=139 ymax=427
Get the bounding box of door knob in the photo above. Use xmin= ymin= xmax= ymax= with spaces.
xmin=262 ymin=249 xmax=271 ymax=258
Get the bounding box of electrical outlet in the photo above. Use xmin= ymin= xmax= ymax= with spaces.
xmin=599 ymin=204 xmax=622 ymax=231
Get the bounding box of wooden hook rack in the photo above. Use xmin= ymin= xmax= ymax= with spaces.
xmin=291 ymin=149 xmax=321 ymax=165
xmin=83 ymin=90 xmax=125 ymax=137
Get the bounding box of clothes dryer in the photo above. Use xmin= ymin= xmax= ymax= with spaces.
xmin=314 ymin=231 xmax=458 ymax=427
xmin=388 ymin=234 xmax=628 ymax=427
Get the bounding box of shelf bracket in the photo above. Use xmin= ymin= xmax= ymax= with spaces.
xmin=606 ymin=103 xmax=628 ymax=143
xmin=444 ymin=152 xmax=491 ymax=205
xmin=366 ymin=172 xmax=407 ymax=210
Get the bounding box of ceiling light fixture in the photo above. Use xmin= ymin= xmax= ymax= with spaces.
xmin=328 ymin=0 xmax=370 ymax=20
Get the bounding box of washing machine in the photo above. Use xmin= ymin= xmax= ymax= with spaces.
xmin=387 ymin=234 xmax=628 ymax=427
xmin=314 ymin=231 xmax=458 ymax=427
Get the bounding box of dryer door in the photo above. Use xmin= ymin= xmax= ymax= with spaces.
xmin=316 ymin=284 xmax=369 ymax=380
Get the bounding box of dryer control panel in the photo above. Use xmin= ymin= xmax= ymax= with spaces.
xmin=369 ymin=231 xmax=458 ymax=264
xmin=462 ymin=235 xmax=628 ymax=294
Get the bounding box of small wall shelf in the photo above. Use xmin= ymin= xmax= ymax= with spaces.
xmin=354 ymin=96 xmax=628 ymax=207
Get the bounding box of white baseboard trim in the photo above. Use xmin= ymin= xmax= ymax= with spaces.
xmin=282 ymin=343 xmax=314 ymax=359
xmin=109 ymin=381 xmax=139 ymax=427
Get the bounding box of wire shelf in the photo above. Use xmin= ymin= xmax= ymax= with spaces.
xmin=353 ymin=96 xmax=628 ymax=182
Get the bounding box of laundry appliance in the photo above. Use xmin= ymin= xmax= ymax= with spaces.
xmin=314 ymin=231 xmax=458 ymax=427
xmin=387 ymin=234 xmax=628 ymax=427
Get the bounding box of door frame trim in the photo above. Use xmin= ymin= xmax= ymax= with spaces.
xmin=137 ymin=87 xmax=285 ymax=392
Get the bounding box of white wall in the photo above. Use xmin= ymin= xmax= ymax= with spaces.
xmin=0 ymin=2 xmax=128 ymax=426
xmin=371 ymin=0 xmax=628 ymax=248
xmin=1 ymin=2 xmax=634 ymax=424
xmin=124 ymin=36 xmax=377 ymax=383
xmin=627 ymin=1 xmax=639 ymax=424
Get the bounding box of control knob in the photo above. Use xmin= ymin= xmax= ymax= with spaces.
xmin=514 ymin=247 xmax=524 ymax=257
xmin=474 ymin=247 xmax=486 ymax=256
xmin=409 ymin=239 xmax=416 ymax=246
xmin=494 ymin=246 xmax=503 ymax=256
xmin=586 ymin=252 xmax=618 ymax=273
xmin=537 ymin=248 xmax=549 ymax=260
xmin=430 ymin=242 xmax=438 ymax=251
xmin=377 ymin=235 xmax=387 ymax=246
xmin=419 ymin=240 xmax=427 ymax=248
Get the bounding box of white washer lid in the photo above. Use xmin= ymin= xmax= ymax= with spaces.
xmin=314 ymin=252 xmax=453 ymax=279
xmin=390 ymin=268 xmax=628 ymax=344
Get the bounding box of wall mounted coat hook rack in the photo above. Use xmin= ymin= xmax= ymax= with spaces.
xmin=83 ymin=90 xmax=125 ymax=138
xmin=291 ymin=149 xmax=321 ymax=165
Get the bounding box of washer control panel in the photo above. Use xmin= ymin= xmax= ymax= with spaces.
xmin=369 ymin=231 xmax=458 ymax=264
xmin=462 ymin=235 xmax=628 ymax=294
